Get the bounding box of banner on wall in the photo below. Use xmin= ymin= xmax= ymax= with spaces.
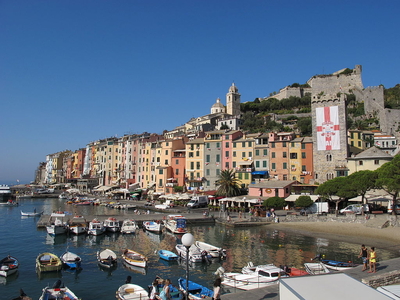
xmin=316 ymin=106 xmax=340 ymax=151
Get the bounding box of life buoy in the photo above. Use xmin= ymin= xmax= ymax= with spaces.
xmin=265 ymin=189 xmax=272 ymax=194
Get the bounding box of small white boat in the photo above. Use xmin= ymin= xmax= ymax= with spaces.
xmin=46 ymin=217 xmax=68 ymax=236
xmin=69 ymin=216 xmax=88 ymax=235
xmin=175 ymin=244 xmax=208 ymax=263
xmin=122 ymin=249 xmax=148 ymax=268
xmin=195 ymin=241 xmax=226 ymax=259
xmin=242 ymin=262 xmax=287 ymax=276
xmin=39 ymin=280 xmax=80 ymax=300
xmin=21 ymin=210 xmax=44 ymax=217
xmin=59 ymin=193 xmax=68 ymax=199
xmin=116 ymin=283 xmax=149 ymax=300
xmin=60 ymin=251 xmax=82 ymax=269
xmin=104 ymin=217 xmax=120 ymax=232
xmin=0 ymin=255 xmax=19 ymax=277
xmin=88 ymin=219 xmax=106 ymax=236
xmin=143 ymin=220 xmax=163 ymax=233
xmin=304 ymin=262 xmax=331 ymax=275
xmin=97 ymin=249 xmax=117 ymax=268
xmin=163 ymin=215 xmax=187 ymax=234
xmin=121 ymin=219 xmax=138 ymax=234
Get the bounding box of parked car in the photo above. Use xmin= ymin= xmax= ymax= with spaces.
xmin=340 ymin=204 xmax=369 ymax=214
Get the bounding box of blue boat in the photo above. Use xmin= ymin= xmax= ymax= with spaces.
xmin=60 ymin=251 xmax=82 ymax=269
xmin=158 ymin=249 xmax=179 ymax=261
xmin=178 ymin=278 xmax=214 ymax=300
xmin=321 ymin=259 xmax=358 ymax=271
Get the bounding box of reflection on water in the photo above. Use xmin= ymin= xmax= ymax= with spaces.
xmin=45 ymin=234 xmax=68 ymax=245
xmin=0 ymin=271 xmax=18 ymax=285
xmin=36 ymin=269 xmax=62 ymax=281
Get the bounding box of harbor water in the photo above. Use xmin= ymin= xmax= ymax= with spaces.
xmin=1 ymin=197 xmax=399 ymax=299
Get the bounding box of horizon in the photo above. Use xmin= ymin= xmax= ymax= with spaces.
xmin=1 ymin=1 xmax=399 ymax=183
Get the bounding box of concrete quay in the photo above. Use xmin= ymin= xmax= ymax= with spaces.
xmin=220 ymin=257 xmax=400 ymax=300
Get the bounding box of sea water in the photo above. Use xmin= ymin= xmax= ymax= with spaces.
xmin=1 ymin=198 xmax=398 ymax=299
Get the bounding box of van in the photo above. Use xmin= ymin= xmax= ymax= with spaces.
xmin=187 ymin=196 xmax=208 ymax=209
xmin=340 ymin=204 xmax=369 ymax=214
xmin=387 ymin=201 xmax=400 ymax=214
xmin=302 ymin=202 xmax=329 ymax=215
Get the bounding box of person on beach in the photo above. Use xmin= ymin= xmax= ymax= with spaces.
xmin=212 ymin=277 xmax=222 ymax=300
xmin=368 ymin=247 xmax=377 ymax=273
xmin=358 ymin=244 xmax=368 ymax=271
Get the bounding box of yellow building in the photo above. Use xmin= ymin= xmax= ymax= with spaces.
xmin=185 ymin=138 xmax=205 ymax=191
xmin=347 ymin=146 xmax=392 ymax=174
xmin=232 ymin=134 xmax=254 ymax=187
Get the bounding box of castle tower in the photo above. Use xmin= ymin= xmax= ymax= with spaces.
xmin=312 ymin=93 xmax=349 ymax=184
xmin=211 ymin=98 xmax=225 ymax=114
xmin=226 ymin=83 xmax=241 ymax=116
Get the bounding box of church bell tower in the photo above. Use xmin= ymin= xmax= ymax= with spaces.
xmin=226 ymin=83 xmax=241 ymax=116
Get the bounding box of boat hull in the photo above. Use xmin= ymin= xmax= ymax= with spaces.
xmin=178 ymin=278 xmax=214 ymax=300
xmin=0 ymin=255 xmax=19 ymax=277
xmin=36 ymin=253 xmax=62 ymax=273
xmin=61 ymin=251 xmax=82 ymax=269
xmin=122 ymin=249 xmax=148 ymax=268
xmin=97 ymin=249 xmax=117 ymax=268
xmin=116 ymin=283 xmax=149 ymax=300
xmin=158 ymin=250 xmax=179 ymax=261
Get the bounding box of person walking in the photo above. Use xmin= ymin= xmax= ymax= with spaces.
xmin=149 ymin=278 xmax=159 ymax=300
xmin=358 ymin=244 xmax=368 ymax=271
xmin=212 ymin=278 xmax=222 ymax=300
xmin=368 ymin=247 xmax=377 ymax=273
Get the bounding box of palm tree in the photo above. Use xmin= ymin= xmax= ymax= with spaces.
xmin=215 ymin=169 xmax=241 ymax=197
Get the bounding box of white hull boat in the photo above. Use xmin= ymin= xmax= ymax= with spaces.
xmin=88 ymin=219 xmax=106 ymax=235
xmin=142 ymin=220 xmax=163 ymax=233
xmin=195 ymin=241 xmax=226 ymax=259
xmin=39 ymin=280 xmax=80 ymax=300
xmin=116 ymin=283 xmax=149 ymax=300
xmin=69 ymin=216 xmax=87 ymax=235
xmin=0 ymin=255 xmax=19 ymax=277
xmin=121 ymin=219 xmax=138 ymax=234
xmin=122 ymin=249 xmax=148 ymax=268
xmin=304 ymin=262 xmax=331 ymax=275
xmin=175 ymin=244 xmax=209 ymax=263
xmin=97 ymin=249 xmax=117 ymax=268
xmin=104 ymin=217 xmax=120 ymax=232
xmin=163 ymin=215 xmax=187 ymax=234
xmin=46 ymin=218 xmax=68 ymax=236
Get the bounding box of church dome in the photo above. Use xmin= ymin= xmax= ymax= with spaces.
xmin=229 ymin=83 xmax=238 ymax=93
xmin=211 ymin=98 xmax=225 ymax=114
xmin=212 ymin=98 xmax=224 ymax=108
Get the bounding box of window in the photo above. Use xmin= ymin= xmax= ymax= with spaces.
xmin=242 ymin=142 xmax=245 ymax=147
xmin=216 ymin=169 xmax=220 ymax=176
xmin=233 ymin=161 xmax=236 ymax=168
xmin=283 ymin=163 xmax=287 ymax=169
xmin=216 ymin=142 xmax=220 ymax=148
xmin=176 ymin=159 xmax=179 ymax=164
xmin=291 ymin=142 xmax=295 ymax=147
xmin=255 ymin=149 xmax=260 ymax=156
xmin=216 ymin=154 xmax=220 ymax=162
xmin=283 ymin=152 xmax=287 ymax=158
xmin=159 ymin=169 xmax=163 ymax=175
xmin=359 ymin=161 xmax=363 ymax=166
xmin=190 ymin=162 xmax=194 ymax=169
xmin=290 ymin=153 xmax=297 ymax=159
xmin=242 ymin=152 xmax=246 ymax=158
xmin=262 ymin=161 xmax=267 ymax=168
xmin=283 ymin=175 xmax=287 ymax=180
xmin=248 ymin=141 xmax=252 ymax=147
xmin=233 ymin=151 xmax=236 ymax=157
xmin=238 ymin=173 xmax=242 ymax=179
xmin=272 ymin=163 xmax=276 ymax=169
xmin=301 ymin=144 xmax=306 ymax=149
xmin=225 ymin=142 xmax=229 ymax=148
xmin=256 ymin=161 xmax=260 ymax=168
xmin=164 ymin=159 xmax=168 ymax=165
xmin=165 ymin=150 xmax=168 ymax=155
xmin=206 ymin=143 xmax=210 ymax=148
xmin=159 ymin=179 xmax=163 ymax=187
xmin=175 ymin=169 xmax=179 ymax=175
xmin=351 ymin=141 xmax=354 ymax=146
xmin=189 ymin=152 xmax=194 ymax=158
xmin=206 ymin=169 xmax=210 ymax=176
xmin=233 ymin=142 xmax=236 ymax=148
xmin=283 ymin=142 xmax=287 ymax=147
xmin=358 ymin=141 xmax=361 ymax=147
xmin=248 ymin=152 xmax=252 ymax=157
xmin=225 ymin=135 xmax=229 ymax=140
xmin=302 ymin=152 xmax=306 ymax=159
xmin=374 ymin=160 xmax=379 ymax=165
xmin=272 ymin=152 xmax=275 ymax=158
xmin=206 ymin=155 xmax=210 ymax=163
xmin=302 ymin=165 xmax=306 ymax=171
xmin=196 ymin=151 xmax=200 ymax=156
xmin=196 ymin=162 xmax=200 ymax=169
xmin=263 ymin=149 xmax=267 ymax=156
xmin=245 ymin=173 xmax=249 ymax=180
xmin=271 ymin=143 xmax=275 ymax=148
xmin=225 ymin=151 xmax=229 ymax=158
xmin=225 ymin=162 xmax=229 ymax=169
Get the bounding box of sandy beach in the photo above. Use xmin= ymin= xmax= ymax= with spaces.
xmin=268 ymin=218 xmax=400 ymax=252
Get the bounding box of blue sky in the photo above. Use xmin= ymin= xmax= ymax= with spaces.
xmin=1 ymin=0 xmax=399 ymax=185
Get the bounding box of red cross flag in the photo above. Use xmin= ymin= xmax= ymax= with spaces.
xmin=316 ymin=106 xmax=340 ymax=151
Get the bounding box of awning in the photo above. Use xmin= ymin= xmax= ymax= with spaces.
xmin=239 ymin=161 xmax=253 ymax=165
xmin=94 ymin=186 xmax=113 ymax=192
xmin=252 ymin=171 xmax=268 ymax=175
xmin=285 ymin=195 xmax=320 ymax=202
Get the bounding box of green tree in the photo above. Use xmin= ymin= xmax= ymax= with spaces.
xmin=295 ymin=195 xmax=313 ymax=208
xmin=347 ymin=170 xmax=377 ymax=204
xmin=375 ymin=155 xmax=400 ymax=216
xmin=263 ymin=196 xmax=286 ymax=209
xmin=316 ymin=177 xmax=357 ymax=216
xmin=220 ymin=124 xmax=230 ymax=130
xmin=215 ymin=169 xmax=241 ymax=197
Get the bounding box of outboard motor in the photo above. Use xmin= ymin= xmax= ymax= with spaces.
xmin=214 ymin=266 xmax=225 ymax=277
xmin=52 ymin=279 xmax=62 ymax=289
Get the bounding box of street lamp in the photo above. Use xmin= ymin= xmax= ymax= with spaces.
xmin=181 ymin=233 xmax=195 ymax=300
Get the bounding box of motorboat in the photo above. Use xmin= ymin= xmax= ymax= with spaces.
xmin=122 ymin=249 xmax=148 ymax=268
xmin=60 ymin=251 xmax=82 ymax=269
xmin=321 ymin=259 xmax=359 ymax=271
xmin=163 ymin=215 xmax=187 ymax=234
xmin=242 ymin=262 xmax=306 ymax=277
xmin=175 ymin=244 xmax=210 ymax=263
xmin=58 ymin=193 xmax=68 ymax=199
xmin=46 ymin=213 xmax=68 ymax=236
xmin=158 ymin=249 xmax=179 ymax=261
xmin=36 ymin=252 xmax=62 ymax=273
xmin=215 ymin=266 xmax=286 ymax=291
xmin=20 ymin=210 xmax=44 ymax=217
xmin=104 ymin=217 xmax=121 ymax=232
xmin=97 ymin=249 xmax=117 ymax=269
xmin=143 ymin=220 xmax=163 ymax=233
xmin=121 ymin=219 xmax=138 ymax=234
xmin=304 ymin=262 xmax=331 ymax=275
xmin=195 ymin=241 xmax=226 ymax=259
xmin=116 ymin=283 xmax=149 ymax=300
xmin=0 ymin=255 xmax=19 ymax=277
xmin=39 ymin=279 xmax=80 ymax=300
xmin=178 ymin=278 xmax=214 ymax=300
xmin=88 ymin=219 xmax=106 ymax=236
xmin=68 ymin=216 xmax=88 ymax=235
